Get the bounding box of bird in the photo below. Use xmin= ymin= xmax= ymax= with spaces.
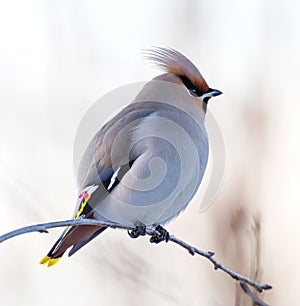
xmin=40 ymin=47 xmax=222 ymax=267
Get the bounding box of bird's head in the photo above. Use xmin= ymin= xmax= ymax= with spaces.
xmin=144 ymin=47 xmax=222 ymax=110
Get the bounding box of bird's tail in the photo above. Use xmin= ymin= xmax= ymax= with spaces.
xmin=39 ymin=227 xmax=68 ymax=267
xmin=39 ymin=224 xmax=106 ymax=267
xmin=40 ymin=185 xmax=106 ymax=267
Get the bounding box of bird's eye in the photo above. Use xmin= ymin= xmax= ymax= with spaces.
xmin=188 ymin=89 xmax=199 ymax=97
xmin=179 ymin=75 xmax=203 ymax=98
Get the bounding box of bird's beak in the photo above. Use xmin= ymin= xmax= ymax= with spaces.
xmin=201 ymin=88 xmax=222 ymax=102
xmin=208 ymin=88 xmax=222 ymax=97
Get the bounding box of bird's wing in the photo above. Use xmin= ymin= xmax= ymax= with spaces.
xmin=77 ymin=102 xmax=157 ymax=189
xmin=73 ymin=102 xmax=158 ymax=219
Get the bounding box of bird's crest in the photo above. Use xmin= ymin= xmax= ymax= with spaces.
xmin=144 ymin=47 xmax=209 ymax=92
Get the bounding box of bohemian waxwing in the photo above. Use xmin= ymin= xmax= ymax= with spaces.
xmin=40 ymin=47 xmax=222 ymax=267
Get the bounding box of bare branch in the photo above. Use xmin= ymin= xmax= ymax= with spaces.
xmin=0 ymin=219 xmax=134 ymax=242
xmin=240 ymin=282 xmax=269 ymax=306
xmin=0 ymin=219 xmax=272 ymax=294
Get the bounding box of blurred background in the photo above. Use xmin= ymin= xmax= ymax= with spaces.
xmin=0 ymin=1 xmax=299 ymax=305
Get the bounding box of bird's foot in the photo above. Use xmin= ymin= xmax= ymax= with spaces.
xmin=127 ymin=222 xmax=146 ymax=239
xmin=150 ymin=225 xmax=169 ymax=244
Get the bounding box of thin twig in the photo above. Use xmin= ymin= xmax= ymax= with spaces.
xmin=0 ymin=219 xmax=272 ymax=293
xmin=240 ymin=283 xmax=269 ymax=306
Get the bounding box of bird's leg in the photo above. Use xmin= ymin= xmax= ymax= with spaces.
xmin=127 ymin=222 xmax=146 ymax=239
xmin=150 ymin=225 xmax=169 ymax=244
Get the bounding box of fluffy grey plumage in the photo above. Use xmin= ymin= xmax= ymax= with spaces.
xmin=40 ymin=47 xmax=222 ymax=265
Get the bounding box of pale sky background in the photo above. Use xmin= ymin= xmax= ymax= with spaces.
xmin=0 ymin=1 xmax=300 ymax=305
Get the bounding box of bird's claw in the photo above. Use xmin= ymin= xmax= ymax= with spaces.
xmin=150 ymin=225 xmax=169 ymax=244
xmin=127 ymin=223 xmax=146 ymax=239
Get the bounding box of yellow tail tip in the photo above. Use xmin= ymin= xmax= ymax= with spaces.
xmin=39 ymin=255 xmax=61 ymax=267
xmin=47 ymin=258 xmax=61 ymax=267
xmin=39 ymin=255 xmax=51 ymax=265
